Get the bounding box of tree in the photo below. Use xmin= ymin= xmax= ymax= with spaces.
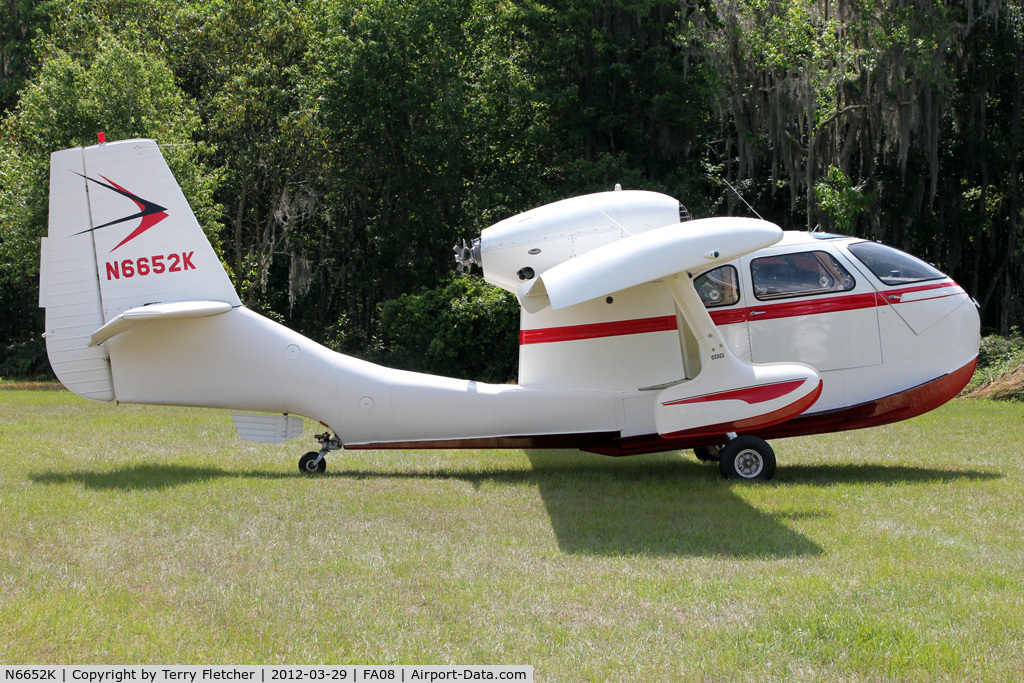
xmin=161 ymin=0 xmax=321 ymax=313
xmin=696 ymin=0 xmax=1023 ymax=331
xmin=305 ymin=0 xmax=481 ymax=345
xmin=0 ymin=0 xmax=51 ymax=114
xmin=514 ymin=0 xmax=717 ymax=206
xmin=0 ymin=36 xmax=220 ymax=374
xmin=814 ymin=164 xmax=872 ymax=233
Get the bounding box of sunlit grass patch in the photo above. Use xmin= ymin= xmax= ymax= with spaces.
xmin=1 ymin=392 xmax=1022 ymax=680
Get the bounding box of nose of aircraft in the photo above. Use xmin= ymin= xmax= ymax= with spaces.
xmin=920 ymin=282 xmax=981 ymax=389
xmin=934 ymin=280 xmax=982 ymax=367
xmin=958 ymin=291 xmax=982 ymax=362
xmin=873 ymin=276 xmax=980 ymax=408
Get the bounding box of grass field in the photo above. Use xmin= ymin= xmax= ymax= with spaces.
xmin=0 ymin=389 xmax=1022 ymax=681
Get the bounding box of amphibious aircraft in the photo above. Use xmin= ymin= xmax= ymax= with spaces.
xmin=39 ymin=138 xmax=980 ymax=480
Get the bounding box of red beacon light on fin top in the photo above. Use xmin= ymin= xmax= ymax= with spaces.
xmin=97 ymin=132 xmax=106 ymax=144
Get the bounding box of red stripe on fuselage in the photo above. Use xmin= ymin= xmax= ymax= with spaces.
xmin=519 ymin=315 xmax=677 ymax=345
xmin=708 ymin=308 xmax=748 ymax=325
xmin=519 ymin=280 xmax=967 ymax=343
xmin=657 ymin=380 xmax=824 ymax=441
xmin=881 ymin=281 xmax=963 ymax=303
xmin=745 ymin=292 xmax=879 ymax=321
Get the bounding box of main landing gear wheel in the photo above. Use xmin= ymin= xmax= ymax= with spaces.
xmin=299 ymin=451 xmax=326 ymax=474
xmin=719 ymin=435 xmax=776 ymax=481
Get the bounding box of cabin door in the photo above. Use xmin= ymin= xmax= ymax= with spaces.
xmin=742 ymin=248 xmax=883 ymax=374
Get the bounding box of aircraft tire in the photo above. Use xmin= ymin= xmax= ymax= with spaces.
xmin=299 ymin=451 xmax=327 ymax=474
xmin=719 ymin=436 xmax=775 ymax=481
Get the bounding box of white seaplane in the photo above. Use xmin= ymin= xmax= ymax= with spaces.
xmin=39 ymin=139 xmax=980 ymax=480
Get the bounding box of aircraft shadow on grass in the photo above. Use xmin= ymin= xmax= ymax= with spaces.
xmin=30 ymin=454 xmax=999 ymax=559
xmin=520 ymin=451 xmax=999 ymax=558
xmin=29 ymin=464 xmax=292 ymax=490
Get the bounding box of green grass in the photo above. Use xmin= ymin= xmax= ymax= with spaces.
xmin=1 ymin=391 xmax=1022 ymax=681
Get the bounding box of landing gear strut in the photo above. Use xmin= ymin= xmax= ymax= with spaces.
xmin=693 ymin=444 xmax=723 ymax=462
xmin=299 ymin=431 xmax=341 ymax=474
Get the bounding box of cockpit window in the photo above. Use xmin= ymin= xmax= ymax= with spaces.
xmin=694 ymin=265 xmax=739 ymax=308
xmin=847 ymin=241 xmax=945 ymax=286
xmin=751 ymin=251 xmax=856 ymax=301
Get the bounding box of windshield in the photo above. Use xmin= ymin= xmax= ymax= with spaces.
xmin=847 ymin=241 xmax=944 ymax=286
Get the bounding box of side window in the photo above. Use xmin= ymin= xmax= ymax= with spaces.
xmin=751 ymin=251 xmax=856 ymax=301
xmin=694 ymin=265 xmax=740 ymax=308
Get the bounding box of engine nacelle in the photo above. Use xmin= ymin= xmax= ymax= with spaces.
xmin=479 ymin=190 xmax=684 ymax=294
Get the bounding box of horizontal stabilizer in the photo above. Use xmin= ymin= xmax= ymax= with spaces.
xmin=231 ymin=413 xmax=304 ymax=443
xmin=519 ymin=217 xmax=782 ymax=312
xmin=90 ymin=300 xmax=233 ymax=346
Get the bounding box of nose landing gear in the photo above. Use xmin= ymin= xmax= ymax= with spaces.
xmin=299 ymin=431 xmax=341 ymax=474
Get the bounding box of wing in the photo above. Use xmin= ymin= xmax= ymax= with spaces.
xmin=509 ymin=214 xmax=822 ymax=438
xmin=516 ymin=216 xmax=783 ymax=312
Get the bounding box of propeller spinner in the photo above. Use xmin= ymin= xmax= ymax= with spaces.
xmin=453 ymin=237 xmax=482 ymax=273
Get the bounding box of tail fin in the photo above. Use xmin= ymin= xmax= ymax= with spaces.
xmin=40 ymin=138 xmax=239 ymax=401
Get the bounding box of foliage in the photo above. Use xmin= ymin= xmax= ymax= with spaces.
xmin=2 ymin=0 xmax=1023 ymax=377
xmin=0 ymin=337 xmax=47 ymax=377
xmin=296 ymin=0 xmax=717 ymax=354
xmin=0 ymin=0 xmax=52 ymax=113
xmin=814 ymin=164 xmax=873 ymax=233
xmin=977 ymin=331 xmax=1024 ymax=371
xmin=373 ymin=275 xmax=519 ymax=383
xmin=289 ymin=0 xmax=505 ymax=344
xmin=696 ymin=0 xmax=1023 ymax=332
xmin=163 ymin=0 xmax=319 ymax=308
xmin=0 ymin=36 xmax=221 ymax=256
xmin=514 ymin=0 xmax=716 ymax=205
xmin=964 ymin=331 xmax=1024 ymax=400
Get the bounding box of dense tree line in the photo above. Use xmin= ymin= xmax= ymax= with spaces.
xmin=1 ymin=0 xmax=1021 ymax=380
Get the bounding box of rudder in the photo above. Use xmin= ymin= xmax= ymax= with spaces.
xmin=40 ymin=147 xmax=114 ymax=400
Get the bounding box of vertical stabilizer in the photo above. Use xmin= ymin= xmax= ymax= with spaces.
xmin=40 ymin=139 xmax=240 ymax=402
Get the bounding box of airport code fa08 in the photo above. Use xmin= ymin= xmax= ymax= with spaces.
xmin=105 ymin=252 xmax=196 ymax=280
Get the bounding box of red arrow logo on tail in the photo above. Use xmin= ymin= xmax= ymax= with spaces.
xmin=73 ymin=173 xmax=169 ymax=252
